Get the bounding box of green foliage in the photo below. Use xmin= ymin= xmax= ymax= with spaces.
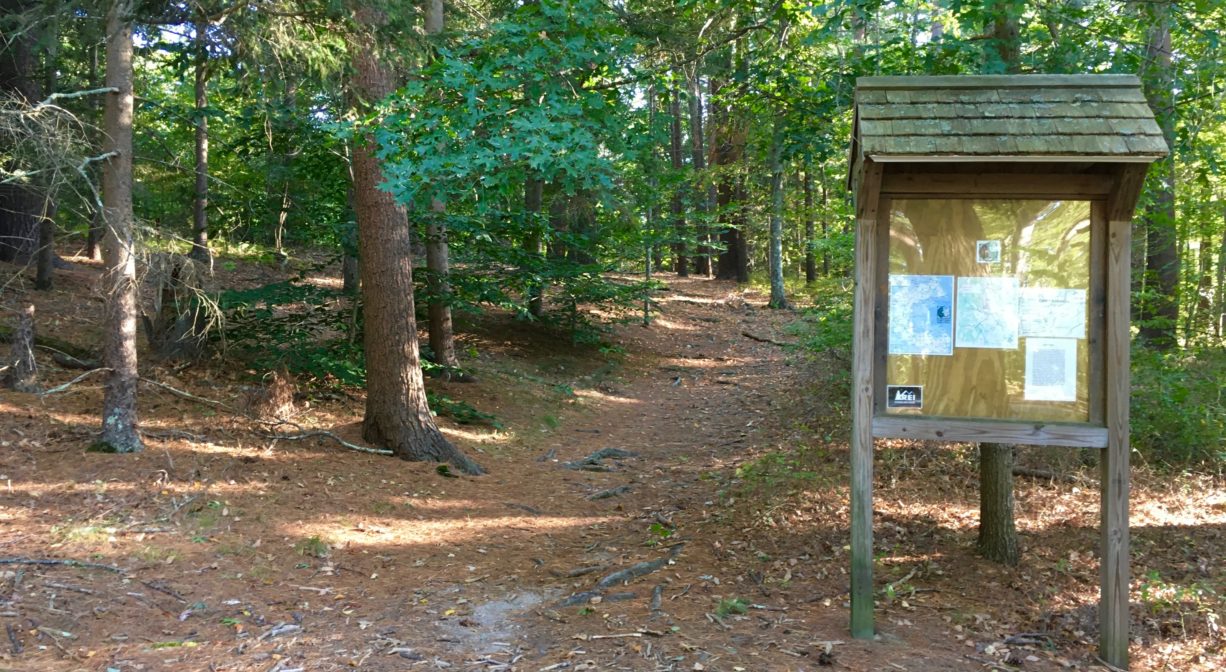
xmin=791 ymin=277 xmax=854 ymax=356
xmin=715 ymin=597 xmax=749 ymax=617
xmin=1131 ymin=346 xmax=1226 ymax=468
xmin=219 ymin=279 xmax=359 ymax=385
xmin=293 ymin=535 xmax=331 ymax=559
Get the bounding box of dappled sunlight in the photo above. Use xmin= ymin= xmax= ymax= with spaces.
xmin=572 ymin=388 xmax=639 ymax=405
xmin=303 ymin=275 xmax=345 ymax=290
xmin=438 ymin=425 xmax=512 ymax=444
xmin=646 ymin=317 xmax=699 ymax=332
xmin=281 ymin=511 xmax=616 ymax=549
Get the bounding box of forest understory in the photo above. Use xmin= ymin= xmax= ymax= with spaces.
xmin=0 ymin=255 xmax=1223 ymax=672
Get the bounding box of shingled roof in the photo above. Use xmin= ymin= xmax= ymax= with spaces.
xmin=850 ymin=74 xmax=1169 ymax=164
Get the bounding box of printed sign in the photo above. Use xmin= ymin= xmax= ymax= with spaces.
xmin=976 ymin=240 xmax=1002 ymax=264
xmin=886 ymin=385 xmax=923 ymax=409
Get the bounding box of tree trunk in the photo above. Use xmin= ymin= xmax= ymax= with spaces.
xmin=0 ymin=0 xmax=42 ymax=263
xmin=1138 ymin=1 xmax=1179 ymax=349
xmin=686 ymin=64 xmax=711 ymax=277
xmin=972 ymin=3 xmax=1022 ymax=561
xmin=767 ymin=116 xmax=788 ymax=309
xmin=349 ymin=2 xmax=481 ymax=475
xmin=820 ymin=170 xmax=830 ymax=276
xmin=668 ymin=86 xmax=687 ymax=277
xmin=188 ymin=9 xmax=211 ymax=264
xmin=97 ymin=0 xmax=143 ymax=453
xmin=977 ymin=443 xmax=1019 ymax=565
xmin=423 ymin=0 xmax=460 ymax=372
xmin=524 ymin=173 xmax=545 ymax=317
xmin=85 ymin=42 xmax=103 ymax=261
xmin=34 ymin=4 xmax=58 ymax=290
xmin=803 ymin=164 xmax=816 ymax=285
xmin=1216 ymin=216 xmax=1225 ymax=340
xmin=4 ymin=304 xmax=38 ymax=392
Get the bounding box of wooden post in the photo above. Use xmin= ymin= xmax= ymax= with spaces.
xmin=1100 ymin=166 xmax=1144 ymax=668
xmin=850 ymin=162 xmax=882 ymax=639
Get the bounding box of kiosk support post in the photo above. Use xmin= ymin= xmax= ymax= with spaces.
xmin=850 ymin=162 xmax=882 ymax=639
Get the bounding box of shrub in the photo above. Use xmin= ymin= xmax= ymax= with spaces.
xmin=1131 ymin=345 xmax=1226 ymax=469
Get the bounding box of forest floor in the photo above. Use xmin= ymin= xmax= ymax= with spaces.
xmin=0 ymin=254 xmax=1223 ymax=672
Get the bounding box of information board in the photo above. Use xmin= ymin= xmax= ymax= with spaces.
xmin=883 ymin=199 xmax=1093 ymax=423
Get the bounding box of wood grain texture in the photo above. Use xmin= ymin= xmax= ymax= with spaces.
xmin=1099 ymin=214 xmax=1132 ymax=668
xmin=872 ymin=417 xmax=1107 ymax=448
xmin=850 ymin=161 xmax=883 ymax=639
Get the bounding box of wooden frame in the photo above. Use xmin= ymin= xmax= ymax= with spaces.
xmin=849 ymin=165 xmax=1146 ymax=668
xmin=848 ymin=77 xmax=1165 ymax=669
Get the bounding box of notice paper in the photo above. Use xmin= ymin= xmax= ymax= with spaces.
xmin=887 ymin=274 xmax=954 ymax=356
xmin=954 ymin=276 xmax=1019 ymax=350
xmin=1019 ymin=287 xmax=1087 ymax=339
xmin=1025 ymin=337 xmax=1078 ymax=401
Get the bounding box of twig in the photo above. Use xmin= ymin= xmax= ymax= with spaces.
xmin=1093 ymin=656 xmax=1128 ymax=672
xmin=883 ymin=567 xmax=919 ymax=595
xmin=740 ymin=330 xmax=792 ymax=347
xmin=262 ymin=428 xmax=392 ymax=456
xmin=572 ymin=632 xmax=643 ymax=641
xmin=38 ymin=87 xmax=118 ymax=108
xmin=139 ymin=377 xmax=241 ymax=413
xmin=43 ymin=581 xmax=94 ymax=595
xmin=38 ymin=367 xmax=111 ymax=396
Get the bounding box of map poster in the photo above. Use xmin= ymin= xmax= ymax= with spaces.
xmin=888 ymin=274 xmax=954 ymax=356
xmin=1019 ymin=287 xmax=1087 ymax=339
xmin=954 ymin=276 xmax=1019 ymax=349
xmin=1025 ymin=337 xmax=1078 ymax=401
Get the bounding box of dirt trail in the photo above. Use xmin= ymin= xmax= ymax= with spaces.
xmin=0 ymin=274 xmax=1139 ymax=671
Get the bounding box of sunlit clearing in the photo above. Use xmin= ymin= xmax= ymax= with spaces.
xmin=284 ymin=512 xmax=615 ymax=548
xmin=438 ymin=425 xmax=509 ymax=444
xmin=304 ymin=275 xmax=344 ymax=289
xmin=647 ymin=318 xmax=698 ymax=332
xmin=573 ymin=388 xmax=637 ymax=404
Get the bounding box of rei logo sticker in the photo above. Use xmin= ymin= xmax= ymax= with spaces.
xmin=886 ymin=385 xmax=923 ymax=409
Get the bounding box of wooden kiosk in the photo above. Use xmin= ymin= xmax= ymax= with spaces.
xmin=846 ymin=75 xmax=1168 ymax=668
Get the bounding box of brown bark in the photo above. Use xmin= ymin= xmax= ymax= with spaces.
xmin=977 ymin=443 xmax=1019 ymax=565
xmin=803 ymin=165 xmax=815 ymax=285
xmin=348 ymin=3 xmax=481 ymax=474
xmin=668 ymin=86 xmax=687 ymax=277
xmin=97 ymin=0 xmax=143 ymax=453
xmin=973 ymin=6 xmax=1021 ymax=562
xmin=767 ymin=115 xmax=787 ymax=309
xmin=85 ymin=42 xmax=103 ymax=261
xmin=189 ymin=10 xmax=211 ymax=264
xmin=686 ymin=65 xmax=711 ymax=277
xmin=524 ymin=173 xmax=545 ymax=317
xmin=0 ymin=0 xmax=42 ymax=263
xmin=711 ymin=74 xmax=747 ymax=283
xmin=423 ymin=0 xmax=459 ymax=371
xmin=34 ymin=4 xmax=58 ymax=290
xmin=4 ymin=304 xmax=38 ymax=392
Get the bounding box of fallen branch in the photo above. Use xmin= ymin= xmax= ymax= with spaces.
xmin=263 ymin=425 xmax=392 ymax=456
xmin=38 ymin=367 xmax=111 ymax=396
xmin=741 ymin=330 xmax=792 ymax=347
xmin=0 ymin=557 xmax=124 ymax=572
